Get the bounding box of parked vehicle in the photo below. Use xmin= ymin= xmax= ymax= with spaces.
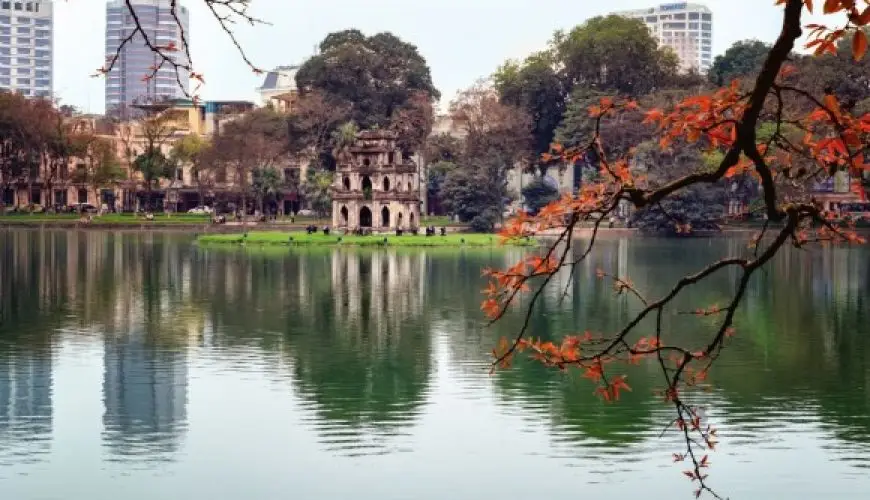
xmin=70 ymin=203 xmax=98 ymax=213
xmin=187 ymin=206 xmax=214 ymax=215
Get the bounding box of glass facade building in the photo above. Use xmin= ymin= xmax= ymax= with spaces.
xmin=105 ymin=0 xmax=190 ymax=115
xmin=0 ymin=0 xmax=53 ymax=98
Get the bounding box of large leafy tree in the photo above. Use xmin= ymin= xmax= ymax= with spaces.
xmin=708 ymin=40 xmax=772 ymax=86
xmin=210 ymin=108 xmax=287 ymax=216
xmin=439 ymin=82 xmax=532 ymax=230
xmin=494 ymin=51 xmax=565 ymax=164
xmin=553 ymin=15 xmax=679 ymax=96
xmin=295 ymin=30 xmax=439 ymax=154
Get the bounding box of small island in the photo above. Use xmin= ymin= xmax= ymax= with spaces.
xmin=196 ymin=231 xmax=537 ymax=248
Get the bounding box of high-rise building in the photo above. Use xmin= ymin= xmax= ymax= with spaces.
xmin=104 ymin=0 xmax=190 ymax=115
xmin=613 ymin=2 xmax=713 ymax=73
xmin=0 ymin=0 xmax=53 ymax=98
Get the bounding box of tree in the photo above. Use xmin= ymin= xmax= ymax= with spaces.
xmin=629 ymin=142 xmax=725 ymax=234
xmin=426 ymin=160 xmax=456 ymax=216
xmin=440 ymin=160 xmax=506 ymax=232
xmin=553 ymin=15 xmax=679 ymax=96
xmin=71 ymin=134 xmax=125 ymax=211
xmin=132 ymin=114 xmax=177 ymax=211
xmin=521 ymin=177 xmax=560 ymax=215
xmin=303 ymin=167 xmax=333 ymax=220
xmin=251 ymin=166 xmax=281 ymax=215
xmin=295 ymin=30 xmax=439 ymax=154
xmin=486 ymin=3 xmax=870 ymax=498
xmin=708 ymin=40 xmax=772 ymax=86
xmin=494 ymin=51 xmax=566 ymax=164
xmin=171 ymin=134 xmax=211 ymax=208
xmin=286 ymin=90 xmax=352 ymax=169
xmin=211 ymin=108 xmax=287 ymax=217
xmin=440 ymin=82 xmax=532 ymax=229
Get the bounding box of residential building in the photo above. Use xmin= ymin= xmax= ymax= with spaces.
xmin=613 ymin=2 xmax=713 ymax=73
xmin=0 ymin=0 xmax=53 ymax=98
xmin=104 ymin=0 xmax=190 ymax=117
xmin=256 ymin=65 xmax=299 ymax=113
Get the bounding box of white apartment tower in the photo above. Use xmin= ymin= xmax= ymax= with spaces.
xmin=0 ymin=0 xmax=53 ymax=98
xmin=614 ymin=2 xmax=713 ymax=73
xmin=105 ymin=0 xmax=190 ymax=115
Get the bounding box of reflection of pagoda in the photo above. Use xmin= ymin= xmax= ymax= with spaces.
xmin=102 ymin=339 xmax=188 ymax=459
xmin=330 ymin=250 xmax=426 ymax=337
xmin=331 ymin=130 xmax=421 ymax=230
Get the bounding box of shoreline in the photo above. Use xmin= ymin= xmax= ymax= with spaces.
xmin=3 ymin=221 xmax=866 ymax=238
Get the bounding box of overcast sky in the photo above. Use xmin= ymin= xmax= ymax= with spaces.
xmin=53 ymin=0 xmax=840 ymax=114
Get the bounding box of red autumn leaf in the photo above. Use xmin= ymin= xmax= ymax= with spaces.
xmin=853 ymin=30 xmax=868 ymax=61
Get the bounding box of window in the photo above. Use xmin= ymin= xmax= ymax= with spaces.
xmin=34 ymin=49 xmax=47 ymax=57
xmin=17 ymin=37 xmax=30 ymax=44
xmin=0 ymin=57 xmax=9 ymax=65
xmin=16 ymin=77 xmax=29 ymax=85
xmin=0 ymin=4 xmax=8 ymax=11
xmin=702 ymin=13 xmax=711 ymax=21
xmin=0 ymin=14 xmax=8 ymax=21
xmin=34 ymin=69 xmax=47 ymax=77
xmin=34 ymin=38 xmax=47 ymax=46
xmin=701 ymin=23 xmax=711 ymax=31
xmin=0 ymin=36 xmax=7 ymax=44
xmin=16 ymin=67 xmax=29 ymax=74
xmin=13 ymin=2 xmax=20 ymax=10
xmin=0 ymin=77 xmax=10 ymax=85
xmin=674 ymin=13 xmax=686 ymax=19
xmin=16 ymin=26 xmax=29 ymax=34
xmin=34 ymin=18 xmax=47 ymax=26
xmin=16 ymin=57 xmax=30 ymax=64
xmin=0 ymin=68 xmax=7 ymax=75
xmin=16 ymin=15 xmax=28 ymax=23
xmin=688 ymin=12 xmax=700 ymax=19
xmin=0 ymin=47 xmax=6 ymax=54
xmin=25 ymin=1 xmax=31 ymax=11
xmin=689 ymin=22 xmax=699 ymax=29
xmin=16 ymin=47 xmax=28 ymax=54
xmin=34 ymin=29 xmax=47 ymax=37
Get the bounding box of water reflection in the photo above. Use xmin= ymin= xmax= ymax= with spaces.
xmin=0 ymin=349 xmax=52 ymax=466
xmin=0 ymin=229 xmax=869 ymax=498
xmin=102 ymin=339 xmax=188 ymax=461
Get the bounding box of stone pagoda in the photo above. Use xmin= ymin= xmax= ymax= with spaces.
xmin=331 ymin=130 xmax=420 ymax=231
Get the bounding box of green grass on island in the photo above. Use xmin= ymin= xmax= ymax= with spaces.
xmin=196 ymin=231 xmax=537 ymax=247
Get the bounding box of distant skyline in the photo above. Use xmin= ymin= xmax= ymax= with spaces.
xmin=53 ymin=0 xmax=844 ymax=114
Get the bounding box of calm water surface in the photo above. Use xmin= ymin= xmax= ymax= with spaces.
xmin=0 ymin=228 xmax=868 ymax=499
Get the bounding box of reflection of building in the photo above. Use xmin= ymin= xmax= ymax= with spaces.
xmin=332 ymin=130 xmax=421 ymax=230
xmin=0 ymin=351 xmax=53 ymax=461
xmin=102 ymin=339 xmax=188 ymax=457
xmin=614 ymin=3 xmax=713 ymax=73
xmin=105 ymin=0 xmax=191 ymax=115
xmin=0 ymin=0 xmax=54 ymax=98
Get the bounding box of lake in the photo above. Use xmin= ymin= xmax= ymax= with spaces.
xmin=0 ymin=228 xmax=868 ymax=499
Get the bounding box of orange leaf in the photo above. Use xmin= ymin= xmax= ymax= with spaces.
xmin=853 ymin=30 xmax=868 ymax=61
